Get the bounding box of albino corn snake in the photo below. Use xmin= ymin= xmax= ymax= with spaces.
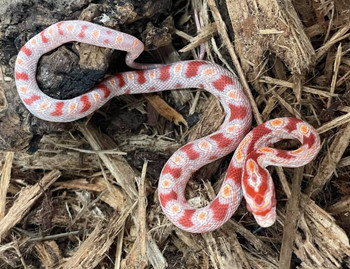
xmin=14 ymin=20 xmax=320 ymax=233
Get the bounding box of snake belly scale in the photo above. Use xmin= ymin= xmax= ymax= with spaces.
xmin=14 ymin=20 xmax=321 ymax=233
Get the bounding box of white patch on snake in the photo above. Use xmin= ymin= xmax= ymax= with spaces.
xmin=161 ymin=178 xmax=173 ymax=189
xmin=198 ymin=140 xmax=212 ymax=151
xmin=172 ymin=154 xmax=184 ymax=165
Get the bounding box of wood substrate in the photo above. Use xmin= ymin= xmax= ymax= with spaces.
xmin=0 ymin=0 xmax=350 ymax=268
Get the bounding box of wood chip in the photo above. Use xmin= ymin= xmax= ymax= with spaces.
xmin=0 ymin=170 xmax=61 ymax=241
xmin=145 ymin=94 xmax=188 ymax=126
xmin=0 ymin=152 xmax=13 ymax=220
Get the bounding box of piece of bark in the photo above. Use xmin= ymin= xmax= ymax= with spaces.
xmin=279 ymin=167 xmax=303 ymax=268
xmin=141 ymin=17 xmax=174 ymax=51
xmin=145 ymin=94 xmax=187 ymax=126
xmin=0 ymin=170 xmax=61 ymax=241
xmin=307 ymin=122 xmax=350 ymax=197
xmin=293 ymin=195 xmax=350 ymax=268
xmin=55 ymin=205 xmax=136 ymax=269
xmin=0 ymin=152 xmax=13 ymax=219
xmin=225 ymin=0 xmax=315 ymax=77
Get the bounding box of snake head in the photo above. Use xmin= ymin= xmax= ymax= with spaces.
xmin=242 ymin=155 xmax=277 ymax=227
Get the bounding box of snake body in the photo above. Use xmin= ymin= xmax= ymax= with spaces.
xmin=14 ymin=21 xmax=320 ymax=233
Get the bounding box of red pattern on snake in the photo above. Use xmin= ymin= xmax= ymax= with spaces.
xmin=14 ymin=21 xmax=321 ymax=233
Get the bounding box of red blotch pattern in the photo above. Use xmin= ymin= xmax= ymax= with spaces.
xmin=51 ymin=102 xmax=64 ymax=116
xmin=159 ymin=65 xmax=171 ymax=81
xmin=212 ymin=75 xmax=235 ymax=91
xmin=98 ymin=84 xmax=111 ymax=98
xmin=78 ymin=25 xmax=88 ymax=38
xmin=137 ymin=71 xmax=146 ymax=84
xmin=229 ymin=104 xmax=247 ymax=121
xmin=226 ymin=166 xmax=242 ymax=184
xmin=253 ymin=124 xmax=271 ymax=138
xmin=115 ymin=74 xmax=125 ymax=87
xmin=304 ymin=132 xmax=316 ymax=148
xmin=178 ymin=209 xmax=195 ymax=227
xmin=162 ymin=164 xmax=182 ymax=179
xmin=57 ymin=22 xmax=64 ymax=35
xmin=284 ymin=119 xmax=298 ymax=132
xmin=24 ymin=95 xmax=40 ymax=105
xmin=20 ymin=45 xmax=32 ymax=57
xmin=40 ymin=31 xmax=49 ymax=43
xmin=210 ymin=133 xmax=232 ymax=148
xmin=181 ymin=143 xmax=200 ymax=160
xmin=80 ymin=95 xmax=91 ymax=112
xmin=159 ymin=190 xmax=178 ymax=207
xmin=15 ymin=72 xmax=29 ymax=81
xmin=185 ymin=61 xmax=207 ymax=78
xmin=209 ymin=198 xmax=228 ymax=221
xmin=276 ymin=150 xmax=293 ymax=159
